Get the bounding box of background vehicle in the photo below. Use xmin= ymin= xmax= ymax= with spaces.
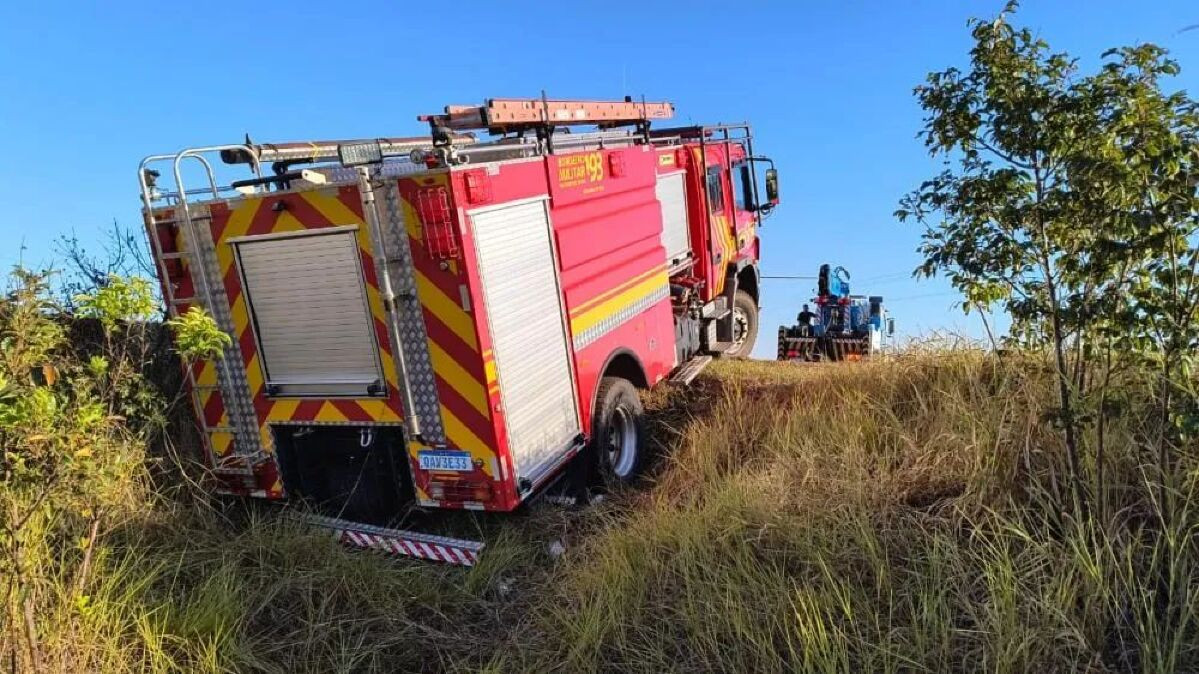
xmin=139 ymin=96 xmax=778 ymax=520
xmin=776 ymin=264 xmax=893 ymax=361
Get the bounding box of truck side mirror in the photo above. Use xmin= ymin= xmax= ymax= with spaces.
xmin=765 ymin=168 xmax=779 ymax=206
xmin=887 ymin=317 xmax=896 ymax=336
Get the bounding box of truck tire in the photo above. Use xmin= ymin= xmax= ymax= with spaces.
xmin=726 ymin=289 xmax=759 ymax=358
xmin=589 ymin=377 xmax=647 ymax=485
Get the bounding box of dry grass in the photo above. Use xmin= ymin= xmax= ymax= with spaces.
xmin=28 ymin=352 xmax=1199 ymax=672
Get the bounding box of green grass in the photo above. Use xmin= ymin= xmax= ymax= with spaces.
xmin=23 ymin=353 xmax=1199 ymax=672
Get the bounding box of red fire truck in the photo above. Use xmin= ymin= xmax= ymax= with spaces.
xmin=140 ymin=97 xmax=778 ymax=526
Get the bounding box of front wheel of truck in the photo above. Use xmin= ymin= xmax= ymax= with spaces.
xmin=725 ymin=289 xmax=759 ymax=358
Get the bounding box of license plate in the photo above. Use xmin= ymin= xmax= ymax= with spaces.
xmin=418 ymin=450 xmax=472 ymax=472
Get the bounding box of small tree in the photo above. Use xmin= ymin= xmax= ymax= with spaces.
xmin=896 ymin=3 xmax=1199 ymax=507
xmin=0 ymin=270 xmax=161 ymax=671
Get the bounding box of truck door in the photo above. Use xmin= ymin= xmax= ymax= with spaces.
xmin=703 ymin=163 xmax=735 ymax=300
xmin=730 ymin=160 xmax=758 ymax=256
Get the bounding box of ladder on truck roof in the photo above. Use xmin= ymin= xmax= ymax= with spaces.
xmin=419 ymin=96 xmax=674 ymax=134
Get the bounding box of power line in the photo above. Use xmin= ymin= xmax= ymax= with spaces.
xmin=762 ymin=270 xmax=916 ymax=283
xmin=885 ymin=291 xmax=959 ymax=301
xmin=857 ymin=271 xmax=916 ymax=284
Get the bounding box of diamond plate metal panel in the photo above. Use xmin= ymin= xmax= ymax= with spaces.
xmin=186 ymin=207 xmax=262 ymax=459
xmin=376 ymin=179 xmax=445 ymax=443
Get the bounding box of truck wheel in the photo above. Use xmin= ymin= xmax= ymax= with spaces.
xmin=726 ymin=290 xmax=759 ymax=358
xmin=590 ymin=377 xmax=647 ymax=485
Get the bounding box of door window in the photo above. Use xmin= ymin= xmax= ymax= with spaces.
xmin=706 ymin=166 xmax=725 ymax=212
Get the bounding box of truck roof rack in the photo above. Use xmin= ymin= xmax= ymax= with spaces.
xmin=220 ymin=134 xmax=477 ymax=166
xmin=419 ymin=96 xmax=674 ymax=134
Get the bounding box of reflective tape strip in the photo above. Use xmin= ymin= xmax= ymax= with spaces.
xmin=572 ymin=283 xmax=670 ymax=351
xmin=302 ymin=513 xmax=483 ymax=566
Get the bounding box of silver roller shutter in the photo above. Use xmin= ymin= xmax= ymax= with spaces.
xmin=469 ymin=198 xmax=580 ymax=481
xmin=234 ymin=227 xmax=383 ymax=397
xmin=656 ymin=171 xmax=691 ymax=268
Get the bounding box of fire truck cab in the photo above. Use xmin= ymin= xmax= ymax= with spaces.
xmin=140 ymin=97 xmax=778 ymax=518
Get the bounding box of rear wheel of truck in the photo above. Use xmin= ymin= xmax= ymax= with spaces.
xmin=726 ymin=289 xmax=759 ymax=358
xmin=590 ymin=377 xmax=647 ymax=486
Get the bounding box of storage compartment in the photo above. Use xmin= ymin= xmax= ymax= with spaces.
xmin=656 ymin=171 xmax=691 ymax=269
xmin=468 ymin=198 xmax=580 ymax=485
xmin=273 ymin=425 xmax=409 ymax=523
xmin=232 ymin=226 xmax=385 ymax=398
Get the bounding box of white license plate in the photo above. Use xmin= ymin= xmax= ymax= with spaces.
xmin=418 ymin=450 xmax=472 ymax=472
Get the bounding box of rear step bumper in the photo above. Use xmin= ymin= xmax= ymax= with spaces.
xmin=298 ymin=512 xmax=484 ymax=566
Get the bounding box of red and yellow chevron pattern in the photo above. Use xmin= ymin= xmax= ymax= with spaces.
xmin=196 ymin=186 xmax=405 ymax=498
xmin=155 ymin=180 xmax=502 ymax=503
xmin=398 ymin=177 xmax=499 ymax=486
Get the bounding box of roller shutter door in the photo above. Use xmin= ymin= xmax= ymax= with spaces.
xmin=469 ymin=198 xmax=579 ymax=481
xmin=234 ymin=228 xmax=383 ymax=397
xmin=656 ymin=171 xmax=691 ymax=268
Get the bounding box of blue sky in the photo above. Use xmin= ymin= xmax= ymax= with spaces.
xmin=2 ymin=1 xmax=1198 ymax=357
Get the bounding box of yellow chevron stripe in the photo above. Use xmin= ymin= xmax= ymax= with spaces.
xmin=406 ymin=440 xmax=432 ymax=501
xmin=271 ymin=211 xmax=304 ymax=234
xmin=211 ymin=430 xmax=233 ymax=455
xmin=427 ymin=340 xmax=488 ymax=417
xmin=245 ymin=353 xmax=264 ymax=398
xmin=569 ymin=265 xmax=666 ymax=317
xmin=259 ymin=419 xmax=274 ymax=450
xmin=198 ymin=392 xmax=213 ymax=418
xmin=367 ymin=285 xmax=387 ymax=324
xmin=314 ymin=402 xmax=348 ymax=423
xmin=268 ymin=399 xmax=299 ymax=421
xmin=571 ymin=270 xmax=669 ymax=336
xmin=483 ymin=351 xmax=499 ymax=393
xmin=712 ymin=214 xmax=734 ymax=295
xmin=378 ymin=348 xmax=399 ymax=389
xmin=195 ymin=361 xmax=217 ymax=428
xmin=195 ymin=360 xmax=217 ymax=386
xmin=722 ymin=216 xmax=737 ymax=259
xmin=400 ymin=198 xmax=423 ymax=239
xmin=216 ymin=199 xmax=262 ymax=274
xmin=229 ymin=293 xmax=250 ymax=344
xmin=414 ymin=269 xmax=478 ymax=350
xmin=302 ymin=189 xmax=363 ymax=228
xmin=356 ymin=399 xmax=401 ymax=422
xmin=440 ymin=405 xmax=494 ymax=477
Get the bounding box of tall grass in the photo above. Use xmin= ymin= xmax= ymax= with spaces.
xmin=17 ymin=352 xmax=1199 ymax=672
xmin=503 ymin=354 xmax=1199 ymax=672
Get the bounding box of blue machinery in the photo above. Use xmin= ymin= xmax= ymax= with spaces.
xmin=777 ymin=264 xmax=893 ymax=361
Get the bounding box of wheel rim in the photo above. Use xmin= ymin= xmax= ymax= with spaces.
xmin=731 ymin=306 xmax=750 ymax=352
xmin=606 ymin=406 xmax=638 ymax=478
